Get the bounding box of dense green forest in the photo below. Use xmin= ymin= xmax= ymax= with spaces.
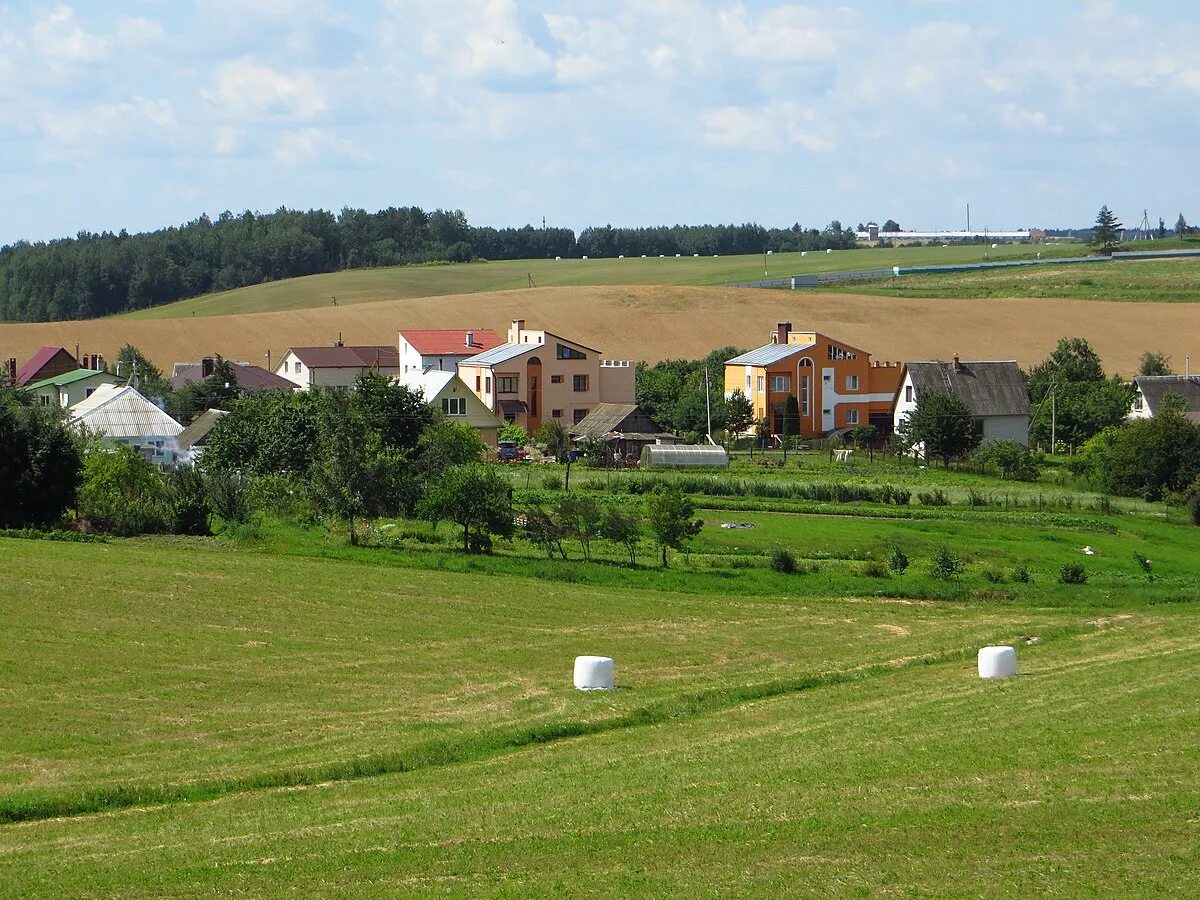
xmin=0 ymin=206 xmax=858 ymax=322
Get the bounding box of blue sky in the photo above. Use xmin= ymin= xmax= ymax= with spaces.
xmin=3 ymin=1 xmax=1199 ymax=244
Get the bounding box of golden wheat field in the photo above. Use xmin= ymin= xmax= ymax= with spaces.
xmin=2 ymin=284 xmax=1197 ymax=373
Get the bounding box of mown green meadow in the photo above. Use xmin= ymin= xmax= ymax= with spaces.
xmin=122 ymin=242 xmax=1079 ymax=319
xmin=1 ymin=452 xmax=1198 ymax=895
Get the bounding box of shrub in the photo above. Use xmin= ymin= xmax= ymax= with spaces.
xmin=917 ymin=489 xmax=949 ymax=507
xmin=165 ymin=465 xmax=210 ymax=536
xmin=770 ymin=547 xmax=798 ymax=574
xmin=966 ymin=489 xmax=992 ymax=507
xmin=542 ymin=474 xmax=563 ymax=491
xmin=887 ymin=545 xmax=910 ymax=577
xmin=1191 ymin=494 xmax=1200 ymax=527
xmin=981 ymin=568 xmax=1007 ymax=584
xmin=931 ymin=547 xmax=964 ymax=580
xmin=1132 ymin=551 xmax=1154 ymax=582
xmin=973 ymin=441 xmax=1044 ymax=481
xmin=207 ymin=470 xmax=251 ymax=525
xmin=861 ymin=560 xmax=889 ymax=578
xmin=77 ymin=445 xmax=167 ymax=536
xmin=1059 ymin=563 xmax=1088 ymax=584
xmin=1012 ymin=566 xmax=1032 ymax=583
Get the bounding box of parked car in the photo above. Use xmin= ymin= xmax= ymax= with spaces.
xmin=497 ymin=440 xmax=526 ymax=462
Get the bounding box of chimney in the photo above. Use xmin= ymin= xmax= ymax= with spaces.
xmin=201 ymin=357 xmax=214 ymax=378
xmin=776 ymin=322 xmax=792 ymax=345
xmin=510 ymin=319 xmax=525 ymax=342
xmin=335 ymin=332 xmax=344 ymax=348
xmin=465 ymin=330 xmax=474 ymax=348
xmin=96 ymin=354 xmax=105 ymax=372
xmin=952 ymin=354 xmax=961 ymax=371
xmin=6 ymin=358 xmax=15 ymax=384
xmin=265 ymin=349 xmax=272 ymax=371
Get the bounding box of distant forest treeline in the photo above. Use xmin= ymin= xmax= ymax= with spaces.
xmin=0 ymin=206 xmax=859 ymax=322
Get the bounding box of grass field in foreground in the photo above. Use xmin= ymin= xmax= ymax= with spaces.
xmin=824 ymin=255 xmax=1200 ymax=302
xmin=121 ymin=242 xmax=1080 ymax=319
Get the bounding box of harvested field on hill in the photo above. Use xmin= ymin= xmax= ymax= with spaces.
xmin=2 ymin=284 xmax=1197 ymax=373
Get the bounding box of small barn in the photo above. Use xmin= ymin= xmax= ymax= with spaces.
xmin=570 ymin=403 xmax=677 ymax=465
xmin=893 ymin=358 xmax=1031 ymax=445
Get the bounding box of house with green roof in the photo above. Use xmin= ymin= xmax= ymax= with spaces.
xmin=26 ymin=368 xmax=120 ymax=409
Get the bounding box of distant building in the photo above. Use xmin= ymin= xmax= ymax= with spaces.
xmin=1130 ymin=375 xmax=1200 ymax=422
xmin=724 ymin=323 xmax=903 ymax=439
xmin=396 ymin=369 xmax=505 ymax=446
xmin=14 ymin=346 xmax=98 ymax=387
xmin=176 ymin=408 xmax=229 ymax=460
xmin=70 ymin=384 xmax=184 ymax=469
xmin=398 ymin=329 xmax=501 ymax=375
xmin=273 ymin=340 xmax=400 ymax=390
xmin=893 ymin=358 xmax=1031 ymax=445
xmin=457 ymin=319 xmax=635 ymax=432
xmin=25 ymin=368 xmax=120 ymax=409
xmin=570 ymin=402 xmax=678 ymax=465
xmin=170 ymin=357 xmax=296 ymax=393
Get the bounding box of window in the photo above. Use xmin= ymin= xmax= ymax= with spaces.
xmin=497 ymin=375 xmax=518 ymax=394
xmin=846 ymin=375 xmax=859 ymax=391
xmin=847 ymin=408 xmax=859 ymax=425
xmin=485 ymin=376 xmax=492 ymax=393
xmin=800 ymin=375 xmax=810 ymax=416
xmin=557 ymin=343 xmax=587 ymax=360
xmin=1133 ymin=393 xmax=1144 ymax=411
xmin=573 ymin=374 xmax=589 ymax=392
xmin=573 ymin=408 xmax=589 ymax=424
xmin=905 ymin=385 xmax=913 ymax=403
xmin=551 ymin=408 xmax=563 ymax=418
xmin=770 ymin=375 xmax=790 ymax=392
xmin=475 ymin=375 xmax=481 ymax=391
xmin=294 ymin=361 xmax=301 ymax=373
xmin=442 ymin=397 xmax=466 ymax=416
xmin=826 ymin=346 xmax=856 ymax=361
xmin=550 ymin=374 xmax=563 ymax=384
xmin=745 ymin=374 xmax=751 ymax=391
xmin=756 ymin=376 xmax=764 ymax=392
xmin=38 ymin=394 xmax=50 ymax=406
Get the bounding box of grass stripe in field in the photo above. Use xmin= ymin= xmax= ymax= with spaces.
xmin=0 ymin=628 xmax=1080 ymax=825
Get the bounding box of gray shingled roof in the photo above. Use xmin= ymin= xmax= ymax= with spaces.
xmin=570 ymin=403 xmax=674 ymax=439
xmin=1134 ymin=375 xmax=1200 ymax=413
xmin=905 ymin=361 xmax=1031 ymax=417
xmin=725 ymin=341 xmax=816 ymax=367
xmin=177 ymin=408 xmax=228 ymax=451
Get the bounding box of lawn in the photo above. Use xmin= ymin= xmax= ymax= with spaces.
xmin=121 ymin=242 xmax=1080 ymax=319
xmin=825 ymin=255 xmax=1200 ymax=302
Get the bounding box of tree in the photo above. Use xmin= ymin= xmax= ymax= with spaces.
xmin=77 ymin=443 xmax=167 ymax=535
xmin=781 ymin=394 xmax=800 ymax=442
xmin=725 ymin=388 xmax=754 ymax=440
xmin=600 ymin=504 xmax=641 ymax=566
xmin=164 ymin=356 xmax=239 ymax=425
xmin=309 ymin=390 xmax=380 ymax=545
xmin=1027 ymin=337 xmax=1104 ymax=398
xmin=644 ymin=485 xmax=702 ymax=568
xmin=557 ymin=493 xmax=603 ymax=560
xmin=1091 ymin=205 xmax=1122 ymax=251
xmin=418 ymin=465 xmax=515 ymax=553
xmin=0 ymin=389 xmax=82 ymax=528
xmin=1074 ymin=412 xmax=1200 ymax=500
xmin=1026 ymin=338 xmax=1130 ymax=450
xmin=352 ymin=370 xmax=433 ymax=453
xmin=498 ymin=423 xmax=530 ymax=446
xmin=753 ymin=416 xmax=772 ymax=451
xmin=883 ymin=219 xmax=900 ymax=232
xmin=1176 ymin=213 xmax=1189 ymax=236
xmin=536 ymin=420 xmax=571 ymax=463
xmin=418 ymin=419 xmax=487 ymax=479
xmin=973 ymin=440 xmax=1042 ymax=481
xmin=904 ymin=392 xmax=980 ymax=467
xmin=1157 ymin=217 xmax=1167 ymax=239
xmin=116 ymin=344 xmax=169 ymax=400
xmin=521 ymin=504 xmax=568 ymax=559
xmin=1138 ymin=351 xmax=1173 ymax=377
xmin=849 ymin=424 xmax=878 ymax=460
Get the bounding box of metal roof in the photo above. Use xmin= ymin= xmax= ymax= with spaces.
xmin=15 ymin=346 xmax=74 ymax=386
xmin=395 ymin=369 xmax=456 ymax=399
xmin=70 ymin=384 xmax=183 ymax=439
xmin=725 ymin=341 xmax=815 ymax=366
xmin=460 ymin=342 xmax=536 ymax=367
xmin=1133 ymin=375 xmax=1200 ymax=413
xmin=904 ymin=361 xmax=1031 ymax=417
xmin=25 ymin=368 xmax=113 ymax=390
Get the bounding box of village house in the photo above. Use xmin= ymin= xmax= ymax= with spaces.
xmin=457 ymin=319 xmax=635 ymax=432
xmin=273 ymin=339 xmax=400 ymax=390
xmin=25 ymin=366 xmax=119 ymax=409
xmin=570 ymin=402 xmax=678 ymax=466
xmin=69 ymin=383 xmax=184 ymax=469
xmin=396 ymin=369 xmax=505 ymax=445
xmin=399 ymin=329 xmax=501 ymax=374
xmin=723 ymin=323 xmax=902 ymax=439
xmin=893 ymin=358 xmax=1031 ymax=445
xmin=1129 ymin=375 xmax=1200 ymax=422
xmin=170 ymin=358 xmax=297 ymax=393
xmin=11 ymin=346 xmax=103 ymax=388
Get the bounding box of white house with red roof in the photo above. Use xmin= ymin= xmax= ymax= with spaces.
xmin=398 ymin=328 xmax=501 ymax=375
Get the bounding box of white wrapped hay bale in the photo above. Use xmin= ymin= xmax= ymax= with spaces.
xmin=978 ymin=646 xmax=1018 ymax=679
xmin=574 ymin=655 xmax=615 ymax=691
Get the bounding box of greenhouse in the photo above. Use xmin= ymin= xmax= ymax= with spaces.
xmin=640 ymin=444 xmax=729 ymax=469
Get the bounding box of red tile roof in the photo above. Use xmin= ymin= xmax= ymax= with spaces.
xmin=400 ymin=329 xmax=501 ymax=356
xmin=15 ymin=346 xmax=76 ymax=386
xmin=288 ymin=345 xmax=399 ymax=369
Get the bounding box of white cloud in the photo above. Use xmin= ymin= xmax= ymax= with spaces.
xmin=204 ymin=59 xmax=327 ymax=120
xmin=719 ymin=4 xmax=842 ymax=63
xmin=701 ymin=101 xmax=834 ymax=152
xmin=272 ymin=127 xmax=369 ymax=167
xmin=1001 ymin=103 xmax=1061 ymax=134
xmin=36 ymin=97 xmax=176 ymax=160
xmin=32 ymin=5 xmax=108 ymax=64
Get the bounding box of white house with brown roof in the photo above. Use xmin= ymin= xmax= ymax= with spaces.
xmin=456 ymin=319 xmax=634 ymax=433
xmin=398 ymin=329 xmax=501 ymax=375
xmin=273 ymin=340 xmax=400 ymax=389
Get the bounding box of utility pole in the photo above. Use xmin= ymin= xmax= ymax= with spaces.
xmin=763 ymin=244 xmax=768 ymax=278
xmin=705 ymin=365 xmax=713 ymax=440
xmin=1050 ymin=385 xmax=1057 ymax=454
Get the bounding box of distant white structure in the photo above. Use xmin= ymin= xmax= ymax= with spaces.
xmin=70 ymin=384 xmax=184 ymax=469
xmin=856 ymin=228 xmax=1033 ymax=241
xmin=574 ymin=656 xmax=615 ymax=690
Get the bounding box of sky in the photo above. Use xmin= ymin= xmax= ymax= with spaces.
xmin=3 ymin=0 xmax=1200 ymax=245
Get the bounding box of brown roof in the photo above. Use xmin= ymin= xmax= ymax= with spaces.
xmin=170 ymin=361 xmax=297 ymax=392
xmin=570 ymin=403 xmax=675 ymax=439
xmin=289 ymin=345 xmax=399 ymax=369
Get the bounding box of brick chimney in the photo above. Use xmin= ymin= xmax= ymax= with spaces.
xmin=775 ymin=322 xmax=792 ymax=345
xmin=334 ymin=332 xmax=344 ymax=348
xmin=201 ymin=357 xmax=214 ymax=378
xmin=952 ymin=354 xmax=961 ymax=371
xmin=5 ymin=358 xmax=15 ymax=384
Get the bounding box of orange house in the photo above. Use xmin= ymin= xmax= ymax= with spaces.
xmin=724 ymin=323 xmax=902 ymax=438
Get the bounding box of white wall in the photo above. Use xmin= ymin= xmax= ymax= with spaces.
xmin=982 ymin=415 xmax=1030 ymax=445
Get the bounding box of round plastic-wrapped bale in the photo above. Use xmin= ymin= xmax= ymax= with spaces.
xmin=574 ymin=655 xmax=615 ymax=691
xmin=978 ymin=646 xmax=1018 ymax=679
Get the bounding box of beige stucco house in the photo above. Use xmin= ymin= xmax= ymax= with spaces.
xmin=397 ymin=369 xmax=504 ymax=446
xmin=456 ymin=319 xmax=634 ymax=432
